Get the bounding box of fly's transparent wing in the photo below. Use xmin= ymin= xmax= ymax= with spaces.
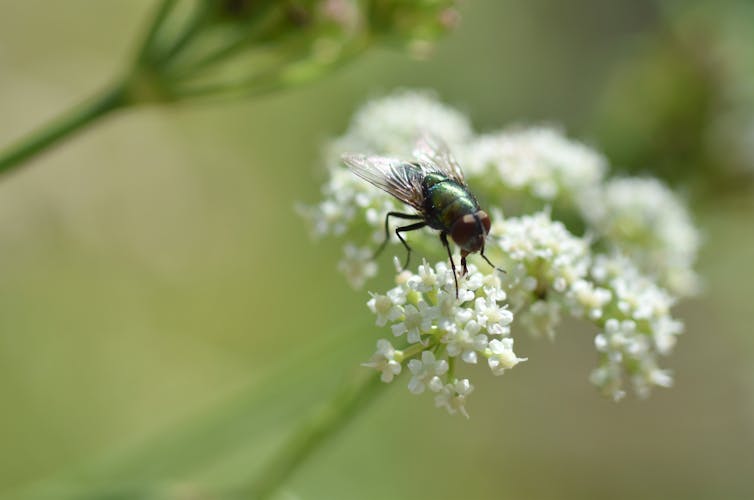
xmin=341 ymin=154 xmax=426 ymax=210
xmin=412 ymin=134 xmax=465 ymax=185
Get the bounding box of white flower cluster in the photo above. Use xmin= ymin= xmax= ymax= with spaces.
xmin=488 ymin=211 xmax=592 ymax=339
xmin=296 ymin=165 xmax=389 ymax=239
xmin=580 ymin=177 xmax=701 ymax=296
xmin=299 ymin=90 xmax=700 ymax=413
xmin=508 ymin=214 xmax=611 ymax=333
xmin=483 ymin=212 xmax=684 ymax=401
xmin=330 ymin=90 xmax=473 ymax=158
xmin=462 ymin=127 xmax=607 ymax=201
xmin=588 ymin=253 xmax=683 ymax=400
xmin=362 ymin=260 xmax=524 ymax=417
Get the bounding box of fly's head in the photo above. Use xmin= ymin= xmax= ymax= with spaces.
xmin=450 ymin=210 xmax=491 ymax=254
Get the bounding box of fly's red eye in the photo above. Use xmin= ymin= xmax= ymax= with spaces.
xmin=478 ymin=211 xmax=491 ymax=235
xmin=450 ymin=214 xmax=484 ymax=252
xmin=450 ymin=214 xmax=476 ymax=246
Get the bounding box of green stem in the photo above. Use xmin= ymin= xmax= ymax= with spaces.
xmin=134 ymin=0 xmax=177 ymax=65
xmin=238 ymin=372 xmax=386 ymax=500
xmin=0 ymin=83 xmax=129 ymax=176
xmin=175 ymin=41 xmax=370 ymax=101
xmin=166 ymin=0 xmax=282 ymax=77
xmin=157 ymin=0 xmax=209 ymax=65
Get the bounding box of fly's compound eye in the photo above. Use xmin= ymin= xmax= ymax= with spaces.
xmin=478 ymin=210 xmax=491 ymax=235
xmin=450 ymin=214 xmax=483 ymax=252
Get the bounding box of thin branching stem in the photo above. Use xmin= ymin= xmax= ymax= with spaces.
xmin=0 ymin=0 xmax=179 ymax=176
xmin=135 ymin=0 xmax=178 ymax=65
xmin=165 ymin=2 xmax=282 ymax=77
xmin=0 ymin=82 xmax=129 ymax=176
xmin=157 ymin=1 xmax=209 ymax=65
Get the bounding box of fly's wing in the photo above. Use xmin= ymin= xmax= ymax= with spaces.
xmin=412 ymin=134 xmax=466 ymax=185
xmin=341 ymin=154 xmax=426 ymax=211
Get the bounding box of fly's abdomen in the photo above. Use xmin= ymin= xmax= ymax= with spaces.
xmin=422 ymin=178 xmax=480 ymax=231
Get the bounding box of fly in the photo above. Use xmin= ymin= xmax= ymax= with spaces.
xmin=342 ymin=135 xmax=501 ymax=297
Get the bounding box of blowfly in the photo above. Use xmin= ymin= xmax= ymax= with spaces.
xmin=342 ymin=135 xmax=501 ymax=297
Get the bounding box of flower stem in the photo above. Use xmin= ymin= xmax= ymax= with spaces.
xmin=0 ymin=82 xmax=129 ymax=177
xmin=238 ymin=372 xmax=385 ymax=500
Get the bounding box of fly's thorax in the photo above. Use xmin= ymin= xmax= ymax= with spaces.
xmin=422 ymin=176 xmax=480 ymax=231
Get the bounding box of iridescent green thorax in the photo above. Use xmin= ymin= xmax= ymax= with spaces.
xmin=421 ymin=173 xmax=480 ymax=231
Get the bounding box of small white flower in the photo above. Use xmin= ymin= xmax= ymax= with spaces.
xmin=632 ymin=364 xmax=674 ymax=399
xmin=652 ymin=316 xmax=684 ymax=355
xmin=590 ymin=364 xmax=626 ymax=402
xmin=462 ymin=265 xmax=485 ymax=292
xmin=338 ymin=244 xmax=377 ymax=288
xmin=519 ymin=299 xmax=561 ymax=340
xmin=391 ymin=301 xmax=437 ymax=344
xmin=598 ymin=319 xmax=636 ymax=354
xmin=481 ymin=273 xmax=507 ymax=301
xmin=474 ymin=296 xmax=513 ymax=335
xmin=649 ymin=368 xmax=674 ymax=388
xmin=407 ymin=351 xmax=449 ymax=394
xmin=367 ymin=292 xmax=403 ymax=327
xmin=486 ymin=338 xmax=526 ymax=375
xmin=362 ymin=339 xmax=403 ymax=383
xmin=435 ymin=288 xmax=458 ymax=329
xmin=435 ymin=379 xmax=474 ymax=418
xmin=408 ymin=260 xmax=441 ymax=292
xmin=568 ymin=279 xmax=612 ymax=320
xmin=443 ymin=320 xmax=488 ymax=364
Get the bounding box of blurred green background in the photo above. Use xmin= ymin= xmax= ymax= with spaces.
xmin=1 ymin=1 xmax=753 ymax=499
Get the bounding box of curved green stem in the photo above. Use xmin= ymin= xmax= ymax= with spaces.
xmin=0 ymin=82 xmax=129 ymax=177
xmin=238 ymin=372 xmax=386 ymax=500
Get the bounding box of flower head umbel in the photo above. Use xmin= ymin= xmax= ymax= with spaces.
xmin=364 ymin=261 xmax=522 ymax=417
xmin=587 ymin=253 xmax=684 ymax=400
xmin=332 ymin=90 xmax=473 ymax=158
xmin=580 ymin=177 xmax=701 ymax=296
xmin=462 ymin=127 xmax=606 ymax=202
xmin=299 ymin=90 xmax=700 ymax=416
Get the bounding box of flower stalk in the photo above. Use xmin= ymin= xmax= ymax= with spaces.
xmin=0 ymin=83 xmax=129 ymax=175
xmin=240 ymin=371 xmax=386 ymax=500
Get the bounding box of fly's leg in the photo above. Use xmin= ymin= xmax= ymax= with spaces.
xmin=441 ymin=232 xmax=459 ymax=298
xmin=374 ymin=212 xmax=424 ymax=259
xmin=395 ymin=221 xmax=427 ymax=269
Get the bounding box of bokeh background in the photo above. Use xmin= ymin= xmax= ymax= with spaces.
xmin=1 ymin=1 xmax=753 ymax=499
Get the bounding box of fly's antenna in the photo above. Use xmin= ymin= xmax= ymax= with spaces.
xmin=480 ymin=244 xmax=506 ymax=274
xmin=480 ymin=253 xmax=506 ymax=274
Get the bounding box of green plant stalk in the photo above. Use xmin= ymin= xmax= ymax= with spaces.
xmin=238 ymin=372 xmax=385 ymax=500
xmin=0 ymin=83 xmax=129 ymax=176
xmin=0 ymin=0 xmax=173 ymax=177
